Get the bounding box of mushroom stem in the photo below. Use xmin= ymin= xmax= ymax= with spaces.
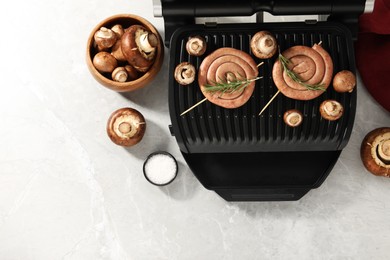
xmin=182 ymin=68 xmax=194 ymax=79
xmin=119 ymin=122 xmax=132 ymax=134
xmin=139 ymin=32 xmax=157 ymax=53
xmin=112 ymin=67 xmax=128 ymax=82
xmin=250 ymin=31 xmax=277 ymax=59
xmin=286 ymin=113 xmax=301 ymax=126
xmin=257 ymin=36 xmax=274 ymax=55
xmin=378 ymin=139 xmax=390 ymax=162
xmin=225 ymin=72 xmax=237 ymax=83
xmin=191 ymin=41 xmax=201 ymax=52
xmin=324 ymin=101 xmax=342 ymax=117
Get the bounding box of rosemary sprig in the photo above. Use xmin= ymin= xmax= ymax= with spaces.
xmin=204 ymin=75 xmax=262 ymax=96
xmin=279 ymin=53 xmax=325 ymax=91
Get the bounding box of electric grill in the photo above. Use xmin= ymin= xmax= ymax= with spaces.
xmin=154 ymin=0 xmax=374 ymax=201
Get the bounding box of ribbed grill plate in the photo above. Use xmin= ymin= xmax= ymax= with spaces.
xmin=169 ymin=22 xmax=356 ymax=153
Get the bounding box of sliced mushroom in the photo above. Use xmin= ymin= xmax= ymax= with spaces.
xmin=106 ymin=108 xmax=146 ymax=147
xmin=186 ymin=36 xmax=207 ymax=56
xmin=319 ymin=100 xmax=343 ymax=121
xmin=361 ymin=127 xmax=390 ymax=177
xmin=283 ymin=109 xmax=303 ymax=127
xmin=94 ymin=27 xmax=117 ymax=50
xmin=333 ymin=70 xmax=356 ymax=93
xmin=93 ymin=52 xmax=118 ymax=73
xmin=250 ymin=31 xmax=277 ymax=59
xmin=121 ymin=25 xmax=158 ymax=72
xmin=174 ymin=62 xmax=196 ymax=85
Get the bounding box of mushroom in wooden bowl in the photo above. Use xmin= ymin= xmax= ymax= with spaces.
xmin=86 ymin=14 xmax=164 ymax=92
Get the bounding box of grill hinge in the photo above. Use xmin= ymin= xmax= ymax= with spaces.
xmin=305 ymin=19 xmax=318 ymax=24
xmin=205 ymin=22 xmax=218 ymax=27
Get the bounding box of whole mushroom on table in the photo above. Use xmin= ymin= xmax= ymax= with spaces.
xmin=361 ymin=127 xmax=390 ymax=177
xmin=106 ymin=107 xmax=146 ymax=147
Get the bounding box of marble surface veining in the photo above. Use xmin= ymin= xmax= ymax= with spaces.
xmin=0 ymin=0 xmax=389 ymax=259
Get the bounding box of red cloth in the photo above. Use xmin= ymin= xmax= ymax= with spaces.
xmin=355 ymin=0 xmax=390 ymax=112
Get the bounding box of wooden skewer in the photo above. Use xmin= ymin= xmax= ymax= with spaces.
xmin=180 ymin=63 xmax=264 ymax=116
xmin=258 ymin=90 xmax=280 ymax=116
xmin=180 ymin=98 xmax=207 ymax=116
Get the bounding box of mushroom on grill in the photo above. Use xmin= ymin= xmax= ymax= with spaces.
xmin=250 ymin=31 xmax=277 ymax=59
xmin=186 ymin=36 xmax=207 ymax=56
xmin=174 ymin=62 xmax=196 ymax=85
xmin=283 ymin=109 xmax=303 ymax=127
xmin=319 ymin=100 xmax=343 ymax=121
xmin=333 ymin=70 xmax=356 ymax=93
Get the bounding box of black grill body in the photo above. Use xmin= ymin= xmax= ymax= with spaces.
xmin=168 ymin=22 xmax=356 ymax=201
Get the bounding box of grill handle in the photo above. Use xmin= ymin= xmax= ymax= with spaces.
xmin=158 ymin=0 xmax=367 ymax=17
xmin=156 ymin=0 xmax=369 ymax=46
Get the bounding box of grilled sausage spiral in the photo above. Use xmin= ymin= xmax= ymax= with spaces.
xmin=272 ymin=44 xmax=333 ymax=100
xmin=198 ymin=47 xmax=258 ymax=109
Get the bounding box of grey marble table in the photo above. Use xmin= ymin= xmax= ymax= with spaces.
xmin=0 ymin=0 xmax=389 ymax=259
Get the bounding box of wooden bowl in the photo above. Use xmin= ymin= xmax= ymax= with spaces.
xmin=86 ymin=14 xmax=164 ymax=92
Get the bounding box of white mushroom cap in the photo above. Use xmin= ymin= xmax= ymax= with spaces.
xmin=323 ymin=101 xmax=342 ymax=117
xmin=106 ymin=108 xmax=146 ymax=147
xmin=139 ymin=32 xmax=158 ymax=54
xmin=283 ymin=109 xmax=303 ymax=127
xmin=373 ymin=133 xmax=390 ymax=167
xmin=320 ymin=100 xmax=343 ymax=121
xmin=94 ymin=27 xmax=117 ymax=49
xmin=174 ymin=62 xmax=196 ymax=85
xmin=250 ymin=31 xmax=277 ymax=59
xmin=186 ymin=36 xmax=207 ymax=56
xmin=112 ymin=67 xmax=128 ymax=82
xmin=361 ymin=128 xmax=390 ymax=177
